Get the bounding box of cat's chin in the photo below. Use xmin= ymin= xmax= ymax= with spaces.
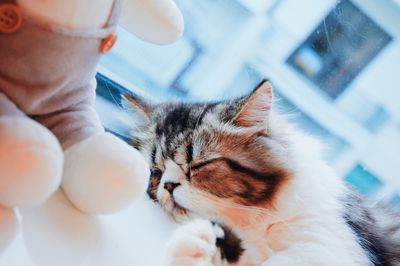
xmin=167 ymin=203 xmax=192 ymax=222
xmin=171 ymin=200 xmax=188 ymax=215
xmin=159 ymin=193 xmax=191 ymax=222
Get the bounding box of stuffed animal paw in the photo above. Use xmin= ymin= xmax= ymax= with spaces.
xmin=62 ymin=132 xmax=149 ymax=214
xmin=0 ymin=206 xmax=18 ymax=253
xmin=0 ymin=95 xmax=63 ymax=253
xmin=0 ymin=116 xmax=63 ymax=208
xmin=164 ymin=219 xmax=225 ymax=266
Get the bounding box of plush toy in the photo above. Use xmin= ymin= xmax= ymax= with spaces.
xmin=0 ymin=0 xmax=184 ymax=251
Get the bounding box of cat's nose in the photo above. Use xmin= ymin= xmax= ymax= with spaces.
xmin=164 ymin=182 xmax=181 ymax=194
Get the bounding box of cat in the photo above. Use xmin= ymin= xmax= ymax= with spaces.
xmin=123 ymin=80 xmax=400 ymax=265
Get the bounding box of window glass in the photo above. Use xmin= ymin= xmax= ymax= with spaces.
xmin=345 ymin=164 xmax=382 ymax=197
xmin=286 ymin=0 xmax=392 ymax=99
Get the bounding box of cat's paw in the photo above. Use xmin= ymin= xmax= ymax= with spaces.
xmin=164 ymin=219 xmax=224 ymax=266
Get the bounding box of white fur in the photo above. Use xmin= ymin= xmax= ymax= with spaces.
xmin=161 ymin=116 xmax=371 ymax=265
xmin=0 ymin=117 xmax=63 ymax=208
xmin=62 ymin=133 xmax=149 ymax=214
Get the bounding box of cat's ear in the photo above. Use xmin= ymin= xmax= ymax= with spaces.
xmin=121 ymin=93 xmax=154 ymax=122
xmin=232 ymin=80 xmax=273 ymax=129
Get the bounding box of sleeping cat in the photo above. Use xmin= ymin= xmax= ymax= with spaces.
xmin=123 ymin=81 xmax=400 ymax=265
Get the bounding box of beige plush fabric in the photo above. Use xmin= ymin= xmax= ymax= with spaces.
xmin=0 ymin=0 xmax=121 ymax=149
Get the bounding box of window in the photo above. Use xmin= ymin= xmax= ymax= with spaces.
xmin=345 ymin=164 xmax=382 ymax=196
xmin=338 ymin=89 xmax=390 ymax=133
xmin=95 ymin=73 xmax=134 ymax=141
xmin=100 ymin=0 xmax=252 ymax=101
xmin=364 ymin=105 xmax=390 ymax=133
xmin=286 ymin=0 xmax=392 ymax=99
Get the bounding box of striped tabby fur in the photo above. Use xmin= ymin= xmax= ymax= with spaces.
xmin=123 ymin=81 xmax=400 ymax=265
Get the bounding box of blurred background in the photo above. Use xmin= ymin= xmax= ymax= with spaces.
xmin=96 ymin=0 xmax=400 ymax=205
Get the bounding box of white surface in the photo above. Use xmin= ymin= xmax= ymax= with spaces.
xmin=0 ymin=190 xmax=178 ymax=266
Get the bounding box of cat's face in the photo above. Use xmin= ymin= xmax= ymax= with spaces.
xmin=123 ymin=81 xmax=292 ymax=223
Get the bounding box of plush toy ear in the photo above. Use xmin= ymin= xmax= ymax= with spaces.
xmin=121 ymin=94 xmax=153 ymax=123
xmin=232 ymin=80 xmax=273 ymax=130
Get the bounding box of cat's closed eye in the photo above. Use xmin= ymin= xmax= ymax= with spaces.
xmin=190 ymin=159 xmax=218 ymax=171
xmin=150 ymin=168 xmax=162 ymax=178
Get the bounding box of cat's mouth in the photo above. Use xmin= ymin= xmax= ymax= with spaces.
xmin=158 ymin=191 xmax=189 ymax=219
xmin=169 ymin=198 xmax=190 ymax=220
xmin=172 ymin=200 xmax=187 ymax=212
